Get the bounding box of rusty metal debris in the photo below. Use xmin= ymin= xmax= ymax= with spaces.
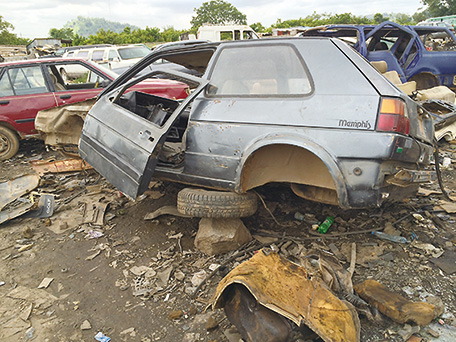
xmin=0 ymin=194 xmax=55 ymax=225
xmin=354 ymin=279 xmax=443 ymax=326
xmin=212 ymin=249 xmax=361 ymax=342
xmin=35 ymin=98 xmax=96 ymax=148
xmin=0 ymin=174 xmax=40 ymax=211
xmin=29 ymin=158 xmax=92 ymax=175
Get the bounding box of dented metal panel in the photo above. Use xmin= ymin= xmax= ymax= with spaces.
xmin=79 ymin=38 xmax=435 ymax=208
xmin=212 ymin=250 xmax=360 ymax=342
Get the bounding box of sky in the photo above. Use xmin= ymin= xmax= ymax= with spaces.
xmin=2 ymin=0 xmax=426 ymax=39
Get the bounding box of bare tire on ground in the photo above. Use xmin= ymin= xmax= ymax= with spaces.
xmin=0 ymin=126 xmax=20 ymax=160
xmin=177 ymin=188 xmax=258 ymax=218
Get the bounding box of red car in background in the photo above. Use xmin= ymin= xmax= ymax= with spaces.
xmin=0 ymin=58 xmax=188 ymax=160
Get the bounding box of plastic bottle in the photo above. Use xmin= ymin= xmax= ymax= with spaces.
xmin=371 ymin=231 xmax=408 ymax=244
xmin=317 ymin=216 xmax=334 ymax=234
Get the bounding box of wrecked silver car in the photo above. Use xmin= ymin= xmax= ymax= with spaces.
xmin=79 ymin=38 xmax=435 ymax=209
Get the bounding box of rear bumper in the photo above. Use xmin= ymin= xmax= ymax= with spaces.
xmin=340 ymin=162 xmax=435 ymax=208
xmin=385 ymin=169 xmax=436 ymax=187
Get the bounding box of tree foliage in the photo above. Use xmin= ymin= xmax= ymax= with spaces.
xmin=0 ymin=16 xmax=29 ymax=44
xmin=191 ymin=0 xmax=247 ymax=29
xmin=374 ymin=13 xmax=389 ymax=24
xmin=250 ymin=22 xmax=266 ymax=33
xmin=49 ymin=27 xmax=74 ymax=40
xmin=65 ymin=26 xmax=176 ymax=45
xmin=420 ymin=0 xmax=456 ymax=17
xmin=272 ymin=12 xmax=374 ymax=28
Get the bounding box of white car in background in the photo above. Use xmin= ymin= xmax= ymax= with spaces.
xmin=61 ymin=44 xmax=151 ymax=80
xmin=417 ymin=21 xmax=455 ymax=32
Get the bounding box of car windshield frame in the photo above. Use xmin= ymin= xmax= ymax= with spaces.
xmin=98 ymin=42 xmax=218 ymax=97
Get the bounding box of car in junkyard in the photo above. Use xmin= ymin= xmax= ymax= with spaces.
xmin=112 ymin=40 xmax=210 ymax=76
xmin=61 ymin=44 xmax=151 ymax=78
xmin=0 ymin=57 xmax=188 ymax=160
xmin=301 ymin=21 xmax=456 ymax=90
xmin=79 ymin=38 xmax=436 ymax=209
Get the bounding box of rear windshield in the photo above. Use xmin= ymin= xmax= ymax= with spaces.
xmin=118 ymin=46 xmax=150 ymax=60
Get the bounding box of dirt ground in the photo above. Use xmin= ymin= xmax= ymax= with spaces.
xmin=1 ymin=139 xmax=455 ymax=342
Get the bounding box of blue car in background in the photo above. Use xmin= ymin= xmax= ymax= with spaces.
xmin=301 ymin=21 xmax=456 ymax=90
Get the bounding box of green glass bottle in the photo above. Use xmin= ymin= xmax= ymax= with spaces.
xmin=317 ymin=216 xmax=334 ymax=234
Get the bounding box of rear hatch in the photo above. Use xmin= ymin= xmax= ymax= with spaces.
xmin=331 ymin=38 xmax=434 ymax=145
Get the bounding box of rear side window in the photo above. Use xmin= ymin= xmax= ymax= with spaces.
xmin=8 ymin=66 xmax=47 ymax=95
xmin=208 ymin=44 xmax=312 ymax=96
xmin=108 ymin=50 xmax=118 ymax=61
xmin=92 ymin=50 xmax=104 ymax=61
xmin=0 ymin=71 xmax=14 ymax=97
xmin=77 ymin=51 xmax=89 ymax=58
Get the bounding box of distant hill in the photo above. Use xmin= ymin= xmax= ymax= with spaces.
xmin=64 ymin=16 xmax=140 ymax=37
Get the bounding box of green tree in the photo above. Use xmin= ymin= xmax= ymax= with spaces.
xmin=421 ymin=0 xmax=456 ymax=17
xmin=72 ymin=33 xmax=88 ymax=46
xmin=412 ymin=10 xmax=431 ymax=23
xmin=160 ymin=26 xmax=185 ymax=42
xmin=374 ymin=13 xmax=389 ymax=24
xmin=49 ymin=27 xmax=74 ymax=40
xmin=191 ymin=0 xmax=247 ymax=29
xmin=0 ymin=15 xmax=29 ymax=44
xmin=250 ymin=22 xmax=266 ymax=33
xmin=85 ymin=29 xmax=122 ymax=44
xmin=271 ymin=12 xmax=373 ymax=28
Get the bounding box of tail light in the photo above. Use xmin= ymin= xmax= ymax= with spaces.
xmin=376 ymin=98 xmax=409 ymax=135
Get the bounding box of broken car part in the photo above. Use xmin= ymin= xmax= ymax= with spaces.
xmin=29 ymin=158 xmax=93 ymax=175
xmin=0 ymin=174 xmax=40 ymax=211
xmin=354 ymin=279 xmax=443 ymax=326
xmin=212 ymin=250 xmax=360 ymax=342
xmin=79 ymin=38 xmax=435 ymax=208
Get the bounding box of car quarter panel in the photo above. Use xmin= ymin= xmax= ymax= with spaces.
xmin=156 ymin=39 xmax=433 ymax=208
xmin=181 ymin=39 xmax=380 ymax=180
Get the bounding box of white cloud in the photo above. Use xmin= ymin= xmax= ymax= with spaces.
xmin=3 ymin=0 xmax=423 ymax=39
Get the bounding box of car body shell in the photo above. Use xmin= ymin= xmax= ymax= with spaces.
xmin=79 ymin=38 xmax=435 ymax=209
xmin=301 ymin=21 xmax=456 ymax=89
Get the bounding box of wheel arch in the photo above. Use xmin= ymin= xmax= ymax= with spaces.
xmin=234 ymin=135 xmax=348 ymax=206
xmin=0 ymin=120 xmax=20 ymax=138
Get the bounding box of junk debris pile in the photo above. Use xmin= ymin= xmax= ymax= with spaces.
xmin=0 ymin=142 xmax=455 ymax=341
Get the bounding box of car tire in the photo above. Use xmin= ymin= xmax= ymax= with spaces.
xmin=0 ymin=126 xmax=20 ymax=160
xmin=177 ymin=188 xmax=258 ymax=218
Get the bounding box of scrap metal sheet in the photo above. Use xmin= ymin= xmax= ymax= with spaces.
xmin=30 ymin=158 xmax=92 ymax=175
xmin=0 ymin=174 xmax=40 ymax=211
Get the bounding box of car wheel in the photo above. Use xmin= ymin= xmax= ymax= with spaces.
xmin=0 ymin=126 xmax=20 ymax=160
xmin=177 ymin=188 xmax=258 ymax=218
xmin=60 ymin=68 xmax=69 ymax=83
